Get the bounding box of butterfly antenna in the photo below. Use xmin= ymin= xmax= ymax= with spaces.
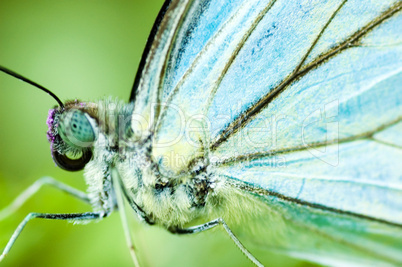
xmin=0 ymin=65 xmax=64 ymax=108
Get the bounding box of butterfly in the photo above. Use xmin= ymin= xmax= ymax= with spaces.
xmin=1 ymin=0 xmax=401 ymax=266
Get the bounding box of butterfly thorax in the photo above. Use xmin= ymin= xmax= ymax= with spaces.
xmin=116 ymin=134 xmax=216 ymax=227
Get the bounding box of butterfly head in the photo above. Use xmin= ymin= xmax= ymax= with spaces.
xmin=47 ymin=100 xmax=98 ymax=171
xmin=0 ymin=66 xmax=100 ymax=172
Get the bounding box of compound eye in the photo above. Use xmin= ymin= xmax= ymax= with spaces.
xmin=52 ymin=149 xmax=92 ymax=171
xmin=69 ymin=110 xmax=95 ymax=142
xmin=59 ymin=110 xmax=95 ymax=148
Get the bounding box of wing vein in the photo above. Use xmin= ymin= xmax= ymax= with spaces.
xmin=215 ymin=116 xmax=402 ymax=165
xmin=292 ymin=0 xmax=348 ymax=74
xmin=154 ymin=0 xmax=277 ymax=136
xmin=210 ymin=2 xmax=402 ymax=151
xmin=203 ymin=0 xmax=278 ymax=117
xmin=372 ymin=137 xmax=402 ymax=149
xmin=226 ymin=177 xmax=402 ymax=229
xmin=223 ymin=179 xmax=399 ymax=262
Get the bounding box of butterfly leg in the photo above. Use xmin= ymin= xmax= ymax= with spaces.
xmin=168 ymin=218 xmax=263 ymax=267
xmin=0 ymin=211 xmax=107 ymax=262
xmin=0 ymin=176 xmax=90 ymax=221
xmin=112 ymin=169 xmax=141 ymax=267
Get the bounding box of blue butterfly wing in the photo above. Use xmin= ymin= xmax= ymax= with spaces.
xmin=130 ymin=0 xmax=248 ymax=133
xmin=132 ymin=0 xmax=402 ymax=265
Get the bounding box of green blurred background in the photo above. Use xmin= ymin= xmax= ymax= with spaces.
xmin=0 ymin=1 xmax=316 ymax=266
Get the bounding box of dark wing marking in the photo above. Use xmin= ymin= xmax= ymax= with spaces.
xmin=130 ymin=0 xmax=194 ymax=131
xmin=130 ymin=0 xmax=173 ymax=103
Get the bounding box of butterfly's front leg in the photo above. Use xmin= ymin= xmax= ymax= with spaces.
xmin=168 ymin=218 xmax=263 ymax=267
xmin=0 ymin=176 xmax=108 ymax=262
xmin=0 ymin=176 xmax=90 ymax=220
xmin=0 ymin=211 xmax=108 ymax=262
